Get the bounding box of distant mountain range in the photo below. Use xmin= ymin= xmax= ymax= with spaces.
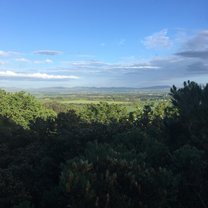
xmin=30 ymin=86 xmax=171 ymax=95
xmin=1 ymin=85 xmax=171 ymax=95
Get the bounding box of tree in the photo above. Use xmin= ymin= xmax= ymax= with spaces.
xmin=0 ymin=90 xmax=56 ymax=128
xmin=169 ymin=81 xmax=208 ymax=149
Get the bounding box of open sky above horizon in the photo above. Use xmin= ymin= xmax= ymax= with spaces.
xmin=0 ymin=0 xmax=208 ymax=88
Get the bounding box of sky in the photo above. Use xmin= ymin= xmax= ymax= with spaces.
xmin=0 ymin=0 xmax=208 ymax=89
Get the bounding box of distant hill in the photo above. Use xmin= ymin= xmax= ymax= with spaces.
xmin=0 ymin=85 xmax=170 ymax=96
xmin=139 ymin=85 xmax=170 ymax=90
xmin=26 ymin=86 xmax=170 ymax=95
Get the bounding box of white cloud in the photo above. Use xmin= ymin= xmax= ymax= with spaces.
xmin=63 ymin=59 xmax=160 ymax=73
xmin=143 ymin=29 xmax=172 ymax=49
xmin=16 ymin=58 xmax=30 ymax=63
xmin=34 ymin=59 xmax=53 ymax=64
xmin=66 ymin=55 xmax=206 ymax=86
xmin=69 ymin=60 xmax=105 ymax=67
xmin=45 ymin=59 xmax=53 ymax=64
xmin=0 ymin=71 xmax=79 ymax=79
xmin=0 ymin=51 xmax=10 ymax=57
xmin=15 ymin=58 xmax=53 ymax=64
xmin=117 ymin=65 xmax=160 ymax=69
xmin=0 ymin=50 xmax=19 ymax=57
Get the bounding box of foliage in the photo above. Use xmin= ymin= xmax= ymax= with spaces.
xmin=61 ymin=143 xmax=177 ymax=208
xmin=80 ymin=102 xmax=127 ymax=124
xmin=0 ymin=90 xmax=56 ymax=128
xmin=1 ymin=81 xmax=208 ymax=208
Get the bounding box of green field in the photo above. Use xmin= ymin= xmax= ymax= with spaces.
xmin=60 ymin=100 xmax=130 ymax=104
xmin=35 ymin=88 xmax=170 ymax=114
xmin=39 ymin=92 xmax=169 ymax=114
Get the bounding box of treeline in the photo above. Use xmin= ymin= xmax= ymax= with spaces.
xmin=0 ymin=81 xmax=208 ymax=208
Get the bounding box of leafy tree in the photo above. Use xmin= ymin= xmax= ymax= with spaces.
xmin=61 ymin=143 xmax=177 ymax=208
xmin=80 ymin=102 xmax=127 ymax=124
xmin=0 ymin=91 xmax=56 ymax=128
xmin=169 ymin=81 xmax=208 ymax=150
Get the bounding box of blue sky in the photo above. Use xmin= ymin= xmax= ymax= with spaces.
xmin=0 ymin=0 xmax=208 ymax=88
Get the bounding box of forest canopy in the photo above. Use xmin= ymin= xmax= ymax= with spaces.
xmin=0 ymin=81 xmax=208 ymax=208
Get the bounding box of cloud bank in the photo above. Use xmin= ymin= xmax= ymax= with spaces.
xmin=1 ymin=29 xmax=208 ymax=87
xmin=175 ymin=50 xmax=208 ymax=59
xmin=0 ymin=71 xmax=79 ymax=80
xmin=182 ymin=30 xmax=208 ymax=51
xmin=175 ymin=30 xmax=208 ymax=59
